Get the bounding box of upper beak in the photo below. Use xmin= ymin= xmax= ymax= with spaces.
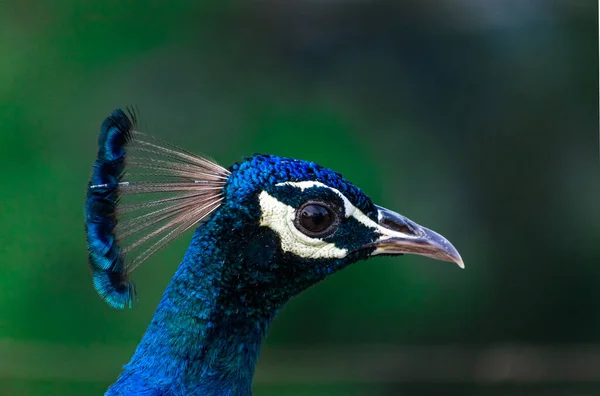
xmin=369 ymin=205 xmax=464 ymax=268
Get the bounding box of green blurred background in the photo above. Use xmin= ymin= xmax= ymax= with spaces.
xmin=0 ymin=1 xmax=597 ymax=395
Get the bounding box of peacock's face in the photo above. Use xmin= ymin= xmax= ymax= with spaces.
xmin=219 ymin=154 xmax=463 ymax=299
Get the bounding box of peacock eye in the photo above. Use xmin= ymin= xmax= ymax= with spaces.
xmin=294 ymin=201 xmax=338 ymax=238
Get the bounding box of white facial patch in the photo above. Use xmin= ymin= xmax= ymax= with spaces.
xmin=257 ymin=181 xmax=406 ymax=259
xmin=258 ymin=191 xmax=348 ymax=259
xmin=258 ymin=181 xmax=420 ymax=259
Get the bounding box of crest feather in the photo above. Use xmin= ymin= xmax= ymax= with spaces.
xmin=85 ymin=108 xmax=229 ymax=308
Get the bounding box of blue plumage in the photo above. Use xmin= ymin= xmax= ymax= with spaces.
xmin=85 ymin=109 xmax=464 ymax=395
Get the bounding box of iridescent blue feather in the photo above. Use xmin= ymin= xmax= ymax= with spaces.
xmin=85 ymin=108 xmax=136 ymax=308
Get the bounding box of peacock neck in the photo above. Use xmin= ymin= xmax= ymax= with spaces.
xmin=110 ymin=215 xmax=278 ymax=396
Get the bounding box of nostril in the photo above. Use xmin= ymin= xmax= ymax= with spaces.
xmin=380 ymin=218 xmax=414 ymax=235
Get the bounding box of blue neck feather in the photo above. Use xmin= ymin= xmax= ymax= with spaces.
xmin=106 ymin=208 xmax=282 ymax=396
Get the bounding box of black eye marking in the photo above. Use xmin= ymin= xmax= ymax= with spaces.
xmin=294 ymin=200 xmax=340 ymax=238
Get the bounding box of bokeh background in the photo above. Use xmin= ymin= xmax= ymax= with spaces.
xmin=0 ymin=1 xmax=597 ymax=395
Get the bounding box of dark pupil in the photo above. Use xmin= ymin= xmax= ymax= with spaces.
xmin=300 ymin=204 xmax=332 ymax=233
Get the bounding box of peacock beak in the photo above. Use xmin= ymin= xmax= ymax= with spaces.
xmin=369 ymin=205 xmax=464 ymax=268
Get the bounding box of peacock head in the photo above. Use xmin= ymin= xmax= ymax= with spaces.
xmin=85 ymin=109 xmax=463 ymax=310
xmin=211 ymin=154 xmax=464 ymax=302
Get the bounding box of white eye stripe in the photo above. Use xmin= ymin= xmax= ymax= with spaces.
xmin=276 ymin=181 xmax=382 ymax=232
xmin=275 ymin=181 xmax=354 ymax=217
xmin=276 ymin=181 xmax=419 ymax=242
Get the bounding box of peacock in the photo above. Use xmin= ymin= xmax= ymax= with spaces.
xmin=85 ymin=108 xmax=463 ymax=396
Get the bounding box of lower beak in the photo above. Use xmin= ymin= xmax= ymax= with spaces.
xmin=370 ymin=205 xmax=464 ymax=268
